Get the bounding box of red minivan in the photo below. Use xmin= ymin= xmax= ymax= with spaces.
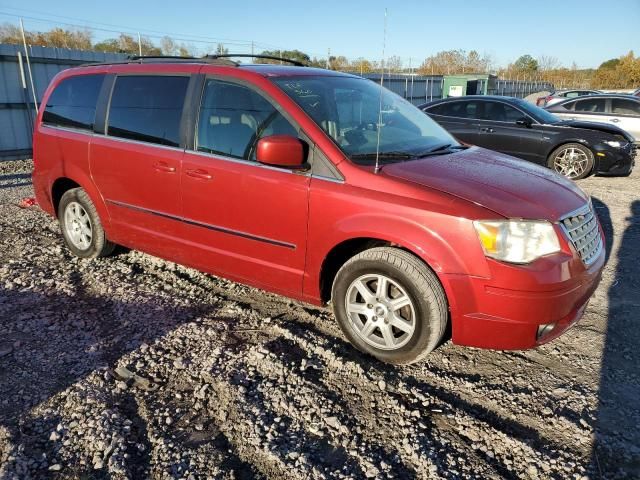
xmin=32 ymin=56 xmax=605 ymax=364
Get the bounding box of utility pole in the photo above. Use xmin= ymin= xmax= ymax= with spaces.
xmin=137 ymin=32 xmax=142 ymax=56
xmin=327 ymin=48 xmax=331 ymax=69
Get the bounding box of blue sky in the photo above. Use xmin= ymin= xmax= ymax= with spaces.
xmin=0 ymin=0 xmax=638 ymax=68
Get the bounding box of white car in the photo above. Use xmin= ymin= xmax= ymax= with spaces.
xmin=546 ymin=94 xmax=640 ymax=141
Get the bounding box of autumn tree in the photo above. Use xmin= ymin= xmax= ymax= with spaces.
xmin=417 ymin=50 xmax=492 ymax=75
xmin=93 ymin=34 xmax=160 ymax=55
xmin=0 ymin=23 xmax=92 ymax=50
xmin=258 ymin=49 xmax=311 ymax=65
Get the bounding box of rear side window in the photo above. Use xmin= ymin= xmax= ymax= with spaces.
xmin=430 ymin=101 xmax=481 ymax=119
xmin=42 ymin=74 xmax=104 ymax=130
xmin=611 ymin=99 xmax=640 ymax=115
xmin=573 ymin=98 xmax=606 ymax=113
xmin=196 ymin=79 xmax=297 ymax=160
xmin=482 ymin=101 xmax=524 ymax=122
xmin=107 ymin=76 xmax=189 ymax=147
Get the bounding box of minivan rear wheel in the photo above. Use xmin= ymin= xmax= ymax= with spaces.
xmin=331 ymin=247 xmax=447 ymax=364
xmin=58 ymin=188 xmax=115 ymax=258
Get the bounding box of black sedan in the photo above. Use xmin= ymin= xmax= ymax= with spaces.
xmin=420 ymin=96 xmax=636 ymax=179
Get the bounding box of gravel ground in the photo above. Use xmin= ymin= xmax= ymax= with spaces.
xmin=0 ymin=158 xmax=638 ymax=479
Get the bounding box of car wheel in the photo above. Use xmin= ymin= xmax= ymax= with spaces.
xmin=58 ymin=188 xmax=115 ymax=259
xmin=331 ymin=247 xmax=447 ymax=365
xmin=547 ymin=143 xmax=594 ymax=180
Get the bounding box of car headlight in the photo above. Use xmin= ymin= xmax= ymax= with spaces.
xmin=603 ymin=140 xmax=627 ymax=149
xmin=473 ymin=220 xmax=561 ymax=264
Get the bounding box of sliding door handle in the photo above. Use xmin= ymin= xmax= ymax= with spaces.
xmin=153 ymin=162 xmax=176 ymax=173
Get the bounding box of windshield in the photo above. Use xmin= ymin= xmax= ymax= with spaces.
xmin=513 ymin=98 xmax=561 ymax=124
xmin=272 ymin=76 xmax=460 ymax=165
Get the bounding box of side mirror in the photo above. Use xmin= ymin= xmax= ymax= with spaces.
xmin=515 ymin=117 xmax=532 ymax=127
xmin=256 ymin=135 xmax=306 ymax=168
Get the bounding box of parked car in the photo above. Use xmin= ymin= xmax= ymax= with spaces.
xmin=536 ymin=89 xmax=601 ymax=107
xmin=545 ymin=94 xmax=640 ymax=141
xmin=420 ymin=95 xmax=635 ymax=179
xmin=33 ymin=56 xmax=605 ymax=364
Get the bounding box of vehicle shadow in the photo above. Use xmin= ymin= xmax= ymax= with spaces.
xmin=591 ymin=198 xmax=640 ymax=478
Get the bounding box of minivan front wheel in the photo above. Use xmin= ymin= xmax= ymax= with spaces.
xmin=332 ymin=247 xmax=447 ymax=364
xmin=58 ymin=188 xmax=115 ymax=258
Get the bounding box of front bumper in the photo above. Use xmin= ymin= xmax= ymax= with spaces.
xmin=594 ymin=143 xmax=635 ymax=176
xmin=442 ymin=234 xmax=605 ymax=350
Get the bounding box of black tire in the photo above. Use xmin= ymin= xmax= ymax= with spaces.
xmin=331 ymin=247 xmax=448 ymax=365
xmin=58 ymin=188 xmax=116 ymax=259
xmin=547 ymin=143 xmax=594 ymax=180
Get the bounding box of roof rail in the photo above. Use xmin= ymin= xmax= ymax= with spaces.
xmin=80 ymin=53 xmax=308 ymax=68
xmin=81 ymin=55 xmax=238 ymax=67
xmin=205 ymin=54 xmax=307 ymax=67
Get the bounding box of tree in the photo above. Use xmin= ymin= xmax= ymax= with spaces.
xmin=538 ymin=55 xmax=561 ymax=71
xmin=598 ymin=58 xmax=620 ymax=70
xmin=94 ymin=34 xmax=160 ymax=55
xmin=512 ymin=54 xmax=539 ymax=73
xmin=256 ymin=49 xmax=311 ymax=65
xmin=417 ymin=49 xmax=492 ymax=75
xmin=214 ymin=43 xmax=228 ymax=55
xmin=0 ymin=23 xmax=92 ymax=50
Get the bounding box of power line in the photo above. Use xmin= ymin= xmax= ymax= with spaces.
xmin=0 ymin=10 xmax=286 ymax=51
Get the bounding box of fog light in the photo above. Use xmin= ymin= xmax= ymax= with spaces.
xmin=537 ymin=323 xmax=557 ymax=340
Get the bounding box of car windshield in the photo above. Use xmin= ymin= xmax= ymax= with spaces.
xmin=513 ymin=98 xmax=561 ymax=124
xmin=272 ymin=75 xmax=460 ymax=165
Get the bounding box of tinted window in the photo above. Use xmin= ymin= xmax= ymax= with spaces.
xmin=108 ymin=76 xmax=189 ymax=147
xmin=197 ymin=79 xmax=297 ymax=160
xmin=611 ymin=99 xmax=640 ymax=115
xmin=573 ymin=98 xmax=606 ymax=113
xmin=431 ymin=101 xmax=481 ymax=119
xmin=482 ymin=101 xmax=524 ymax=122
xmin=564 ymin=91 xmax=580 ymax=98
xmin=42 ymin=74 xmax=104 ymax=130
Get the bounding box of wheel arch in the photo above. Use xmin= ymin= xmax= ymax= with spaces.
xmin=49 ymin=174 xmax=112 ymax=230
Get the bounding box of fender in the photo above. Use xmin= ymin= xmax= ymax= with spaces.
xmin=46 ymin=148 xmax=113 ymax=234
xmin=303 ymin=210 xmax=490 ymax=303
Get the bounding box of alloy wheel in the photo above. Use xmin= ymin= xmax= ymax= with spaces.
xmin=64 ymin=201 xmax=93 ymax=250
xmin=553 ymin=147 xmax=589 ymax=179
xmin=345 ymin=274 xmax=416 ymax=350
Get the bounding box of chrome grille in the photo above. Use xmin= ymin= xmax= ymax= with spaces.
xmin=560 ymin=204 xmax=602 ymax=265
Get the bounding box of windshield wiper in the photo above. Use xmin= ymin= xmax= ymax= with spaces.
xmin=349 ymin=151 xmax=416 ymax=161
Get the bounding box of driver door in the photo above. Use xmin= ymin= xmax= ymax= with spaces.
xmin=180 ymin=77 xmax=310 ymax=296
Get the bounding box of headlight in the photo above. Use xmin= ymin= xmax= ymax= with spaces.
xmin=603 ymin=140 xmax=627 ymax=149
xmin=473 ymin=220 xmax=561 ymax=264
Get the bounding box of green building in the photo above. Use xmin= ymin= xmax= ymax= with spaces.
xmin=442 ymin=74 xmax=498 ymax=98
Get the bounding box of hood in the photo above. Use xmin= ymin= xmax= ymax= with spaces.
xmin=551 ymin=119 xmax=634 ymax=141
xmin=382 ymin=147 xmax=589 ymax=221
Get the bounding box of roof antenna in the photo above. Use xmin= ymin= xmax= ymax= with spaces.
xmin=374 ymin=8 xmax=388 ymax=174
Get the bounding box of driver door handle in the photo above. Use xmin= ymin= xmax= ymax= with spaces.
xmin=186 ymin=168 xmax=213 ymax=180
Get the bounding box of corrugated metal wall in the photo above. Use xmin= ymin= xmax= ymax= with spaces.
xmin=0 ymin=44 xmax=125 ymax=161
xmin=0 ymin=43 xmax=555 ymax=161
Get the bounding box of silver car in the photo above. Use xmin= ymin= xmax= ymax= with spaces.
xmin=536 ymin=89 xmax=601 ymax=107
xmin=546 ymin=94 xmax=640 ymax=141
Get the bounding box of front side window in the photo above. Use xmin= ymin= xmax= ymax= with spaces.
xmin=432 ymin=101 xmax=481 ymax=119
xmin=107 ymin=75 xmax=189 ymax=147
xmin=611 ymin=99 xmax=640 ymax=115
xmin=273 ymin=76 xmax=457 ymax=164
xmin=573 ymin=98 xmax=606 ymax=113
xmin=42 ymin=74 xmax=104 ymax=130
xmin=196 ymin=79 xmax=298 ymax=160
xmin=482 ymin=101 xmax=524 ymax=122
